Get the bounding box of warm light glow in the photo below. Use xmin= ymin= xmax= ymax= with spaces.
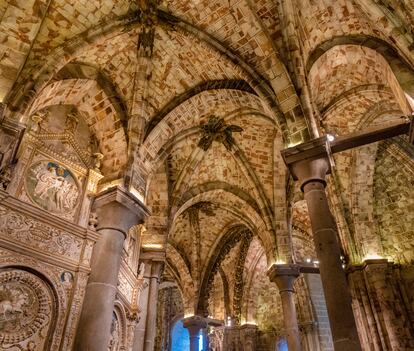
xmin=313 ymin=260 xmax=319 ymax=265
xmin=244 ymin=321 xmax=257 ymax=326
xmin=327 ymin=133 xmax=335 ymax=142
xmin=363 ymin=254 xmax=384 ymax=262
xmin=306 ymin=258 xmax=311 ymax=263
xmin=287 ymin=142 xmax=301 ymax=148
xmin=275 ymin=260 xmax=286 ymax=265
xmin=184 ymin=314 xmax=194 ymax=319
xmin=142 ymin=243 xmax=164 ymax=250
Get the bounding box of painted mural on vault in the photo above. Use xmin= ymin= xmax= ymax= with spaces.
xmin=25 ymin=161 xmax=79 ymax=213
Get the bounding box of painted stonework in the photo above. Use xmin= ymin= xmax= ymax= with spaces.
xmin=25 ymin=161 xmax=80 ymax=214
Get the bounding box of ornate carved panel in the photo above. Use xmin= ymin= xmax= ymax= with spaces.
xmin=0 ymin=269 xmax=55 ymax=350
xmin=0 ymin=205 xmax=83 ymax=262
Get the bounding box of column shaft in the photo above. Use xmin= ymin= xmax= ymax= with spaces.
xmin=280 ymin=289 xmax=301 ymax=351
xmin=74 ymin=228 xmax=125 ymax=351
xmin=268 ymin=265 xmax=301 ymax=351
xmin=183 ymin=316 xmax=207 ymax=351
xmin=144 ymin=267 xmax=160 ymax=351
xmin=74 ymin=187 xmax=148 ymax=351
xmin=189 ymin=332 xmax=200 ymax=351
xmin=303 ymin=180 xmax=361 ymax=351
xmin=132 ymin=270 xmax=151 ymax=350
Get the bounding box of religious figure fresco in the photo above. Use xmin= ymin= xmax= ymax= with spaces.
xmin=25 ymin=161 xmax=79 ymax=213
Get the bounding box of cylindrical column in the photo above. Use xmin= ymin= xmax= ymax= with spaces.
xmin=74 ymin=228 xmax=124 ymax=350
xmin=74 ymin=187 xmax=147 ymax=351
xmin=144 ymin=261 xmax=163 ymax=351
xmin=201 ymin=327 xmax=209 ymax=351
xmin=188 ymin=327 xmax=200 ymax=351
xmin=293 ymin=158 xmax=362 ymax=351
xmin=132 ymin=264 xmax=151 ymax=351
xmin=183 ymin=316 xmax=207 ymax=351
xmin=268 ymin=264 xmax=301 ymax=351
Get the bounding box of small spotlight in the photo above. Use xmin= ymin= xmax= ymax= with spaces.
xmin=327 ymin=134 xmax=335 ymax=142
xmin=306 ymin=258 xmax=311 ymax=263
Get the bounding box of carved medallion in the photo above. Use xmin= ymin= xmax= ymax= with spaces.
xmin=25 ymin=161 xmax=80 ymax=213
xmin=0 ymin=269 xmax=53 ymax=345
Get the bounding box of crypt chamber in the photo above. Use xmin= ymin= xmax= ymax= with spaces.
xmin=0 ymin=0 xmax=414 ymax=350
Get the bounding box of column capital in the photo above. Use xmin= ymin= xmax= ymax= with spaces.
xmin=93 ymin=186 xmax=149 ymax=236
xmin=267 ymin=264 xmax=300 ymax=292
xmin=348 ymin=258 xmax=390 ymax=273
xmin=183 ymin=315 xmax=208 ymax=332
xmin=281 ymin=136 xmax=332 ymax=190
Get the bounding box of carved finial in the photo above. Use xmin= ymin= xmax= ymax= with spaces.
xmin=198 ymin=116 xmax=243 ymax=151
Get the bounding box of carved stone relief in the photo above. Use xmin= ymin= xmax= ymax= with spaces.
xmin=108 ymin=312 xmax=121 ymax=351
xmin=118 ymin=271 xmax=134 ymax=304
xmin=0 ymin=205 xmax=83 ymax=262
xmin=0 ymin=269 xmax=55 ymax=351
xmin=25 ymin=161 xmax=80 ymax=214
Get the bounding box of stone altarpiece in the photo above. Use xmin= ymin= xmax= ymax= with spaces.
xmin=0 ymin=105 xmax=147 ymax=350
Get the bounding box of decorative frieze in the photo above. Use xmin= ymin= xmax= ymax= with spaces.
xmin=0 ymin=204 xmax=83 ymax=262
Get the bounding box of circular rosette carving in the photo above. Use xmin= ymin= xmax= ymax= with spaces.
xmin=0 ymin=269 xmax=53 ymax=344
xmin=25 ymin=160 xmax=80 ymax=214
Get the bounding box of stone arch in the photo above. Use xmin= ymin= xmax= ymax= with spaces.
xmin=166 ymin=243 xmax=196 ymax=315
xmin=308 ymin=45 xmax=411 ymax=147
xmin=166 ymin=143 xmax=274 ymax=234
xmin=26 ymin=78 xmax=128 ymax=178
xmin=306 ymin=35 xmax=414 ymax=98
xmin=140 ymin=89 xmax=270 ymax=168
xmin=241 ymin=240 xmax=283 ymax=330
xmin=170 ymin=188 xmax=275 ymax=262
xmin=110 ymin=301 xmax=128 ymax=351
xmin=196 ymin=225 xmax=252 ymax=316
xmin=144 ymin=79 xmax=258 ymax=139
xmin=53 ymin=62 xmax=128 ymax=128
xmin=6 ymin=12 xmax=288 ymax=133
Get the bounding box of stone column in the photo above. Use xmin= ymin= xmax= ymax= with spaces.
xmin=201 ymin=327 xmax=209 ymax=351
xmin=74 ymin=187 xmax=148 ymax=351
xmin=144 ymin=258 xmax=164 ymax=351
xmin=183 ymin=316 xmax=207 ymax=351
xmin=132 ymin=263 xmax=151 ymax=350
xmin=268 ymin=264 xmax=301 ymax=351
xmin=291 ymin=158 xmax=362 ymax=351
